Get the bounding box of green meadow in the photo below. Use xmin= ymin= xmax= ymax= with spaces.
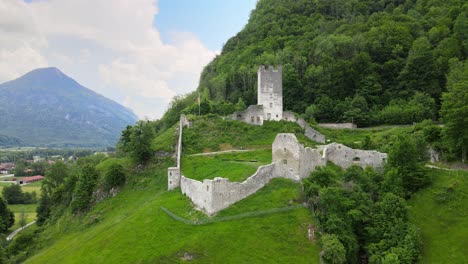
xmin=181 ymin=149 xmax=272 ymax=182
xmin=25 ymin=164 xmax=320 ymax=264
xmin=409 ymin=168 xmax=468 ymax=263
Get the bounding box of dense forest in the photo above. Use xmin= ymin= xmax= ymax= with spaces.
xmin=200 ymin=0 xmax=467 ymax=122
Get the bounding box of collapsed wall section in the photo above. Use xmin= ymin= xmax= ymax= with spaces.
xmin=272 ymin=133 xmax=326 ymax=179
xmin=323 ymin=143 xmax=387 ymax=169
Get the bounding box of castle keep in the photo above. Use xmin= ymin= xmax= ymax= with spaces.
xmin=232 ymin=65 xmax=289 ymax=125
xmin=232 ymin=65 xmax=325 ymax=143
xmin=258 ymin=65 xmax=283 ymax=121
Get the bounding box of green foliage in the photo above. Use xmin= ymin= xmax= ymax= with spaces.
xmin=1 ymin=184 xmax=37 ymax=204
xmin=386 ymin=134 xmax=431 ymax=196
xmin=36 ymin=193 xmax=51 ymax=226
xmin=374 ymin=93 xmax=436 ymax=125
xmin=0 ymin=197 xmax=14 ymax=233
xmin=440 ymin=58 xmax=468 ymax=162
xmin=118 ymin=120 xmax=155 ymax=164
xmin=182 ymin=116 xmax=312 ymax=154
xmin=71 ymin=165 xmax=99 ymax=213
xmin=173 ymin=0 xmax=467 ymax=129
xmin=7 ymin=231 xmax=36 ymax=262
xmin=43 ymin=161 xmax=68 ymax=195
xmin=320 ymin=234 xmax=346 ymax=264
xmin=304 ymin=163 xmax=424 ymax=263
xmin=408 ymin=169 xmax=468 ymax=263
xmin=103 ymin=163 xmax=126 ymax=191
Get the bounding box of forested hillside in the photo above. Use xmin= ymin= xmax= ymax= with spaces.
xmin=192 ymin=0 xmax=466 ymax=126
xmin=155 ymin=0 xmax=466 ymax=161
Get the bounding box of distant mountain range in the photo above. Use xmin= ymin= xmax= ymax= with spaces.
xmin=0 ymin=67 xmax=138 ymax=147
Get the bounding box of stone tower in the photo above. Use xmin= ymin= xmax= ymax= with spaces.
xmin=257 ymin=65 xmax=283 ymax=121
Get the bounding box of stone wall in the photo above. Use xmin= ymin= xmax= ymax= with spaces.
xmin=169 ymin=113 xmax=386 ymax=215
xmin=282 ymin=111 xmax=297 ymax=122
xmin=231 ymin=105 xmax=264 ymax=125
xmin=323 ymin=143 xmax=387 ymax=169
xmin=296 ymin=118 xmax=326 ymax=143
xmin=180 ymin=163 xmax=297 ymax=215
xmin=272 ymin=133 xmax=386 ymax=178
xmin=318 ymin=123 xmax=357 ymax=129
xmin=272 ymin=133 xmax=326 ymax=179
xmin=167 ymin=115 xmax=190 ymax=190
xmin=180 ymin=176 xmax=212 ymax=212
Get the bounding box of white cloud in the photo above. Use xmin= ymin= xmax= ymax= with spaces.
xmin=0 ymin=0 xmax=216 ymax=119
xmin=0 ymin=1 xmax=48 ymax=81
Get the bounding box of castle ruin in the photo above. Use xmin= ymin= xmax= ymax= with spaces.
xmin=165 ymin=66 xmax=386 ymax=215
xmin=167 ymin=117 xmax=387 ymax=215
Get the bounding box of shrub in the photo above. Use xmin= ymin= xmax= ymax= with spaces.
xmin=104 ymin=163 xmax=126 ymax=191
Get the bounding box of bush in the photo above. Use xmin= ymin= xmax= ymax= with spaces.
xmin=71 ymin=165 xmax=99 ymax=213
xmin=1 ymin=185 xmax=37 ymax=204
xmin=0 ymin=197 xmax=14 ymax=233
xmin=104 ymin=163 xmax=126 ymax=191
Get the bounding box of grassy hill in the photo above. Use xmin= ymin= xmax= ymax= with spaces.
xmin=409 ymin=168 xmax=468 ymax=263
xmin=25 ymin=162 xmax=319 ymax=263
xmin=16 ymin=116 xmax=467 ymax=263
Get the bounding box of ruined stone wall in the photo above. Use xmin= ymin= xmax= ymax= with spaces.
xmin=179 ymin=163 xmax=297 ymax=215
xmin=318 ymin=123 xmax=357 ymax=129
xmin=258 ymin=65 xmax=283 ymax=121
xmin=167 ymin=115 xmax=191 ymax=190
xmin=231 ymin=105 xmax=264 ymax=125
xmin=272 ymin=134 xmax=385 ymax=178
xmin=272 ymin=133 xmax=326 ymax=179
xmin=272 ymin=133 xmax=303 ymax=177
xmin=296 ymin=118 xmax=326 ymax=143
xmin=180 ymin=176 xmax=213 ymax=212
xmin=282 ymin=111 xmax=297 ymax=122
xmin=323 ymin=143 xmax=387 ymax=169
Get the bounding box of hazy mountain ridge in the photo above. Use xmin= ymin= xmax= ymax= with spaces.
xmin=0 ymin=67 xmax=138 ymax=147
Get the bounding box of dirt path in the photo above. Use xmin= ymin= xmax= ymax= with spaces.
xmin=189 ymin=148 xmax=270 ymax=156
xmin=7 ymin=221 xmax=36 ymax=241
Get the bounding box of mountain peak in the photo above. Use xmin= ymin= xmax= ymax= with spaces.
xmin=0 ymin=67 xmax=138 ymax=147
xmin=21 ymin=67 xmax=68 ymax=81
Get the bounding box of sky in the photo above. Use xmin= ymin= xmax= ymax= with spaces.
xmin=0 ymin=0 xmax=257 ymax=119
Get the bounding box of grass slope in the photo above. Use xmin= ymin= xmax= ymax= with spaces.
xmin=8 ymin=204 xmax=37 ymax=231
xmin=409 ymin=168 xmax=468 ymax=263
xmin=182 ymin=116 xmax=316 ymax=154
xmin=26 ymin=163 xmax=319 ymax=263
xmin=181 ymin=149 xmax=271 ymax=182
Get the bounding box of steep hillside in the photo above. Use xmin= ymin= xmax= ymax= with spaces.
xmin=25 ymin=163 xmax=320 ymax=264
xmin=409 ymin=168 xmax=468 ymax=263
xmin=0 ymin=68 xmax=137 ymax=147
xmin=195 ymin=0 xmax=467 ymax=126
